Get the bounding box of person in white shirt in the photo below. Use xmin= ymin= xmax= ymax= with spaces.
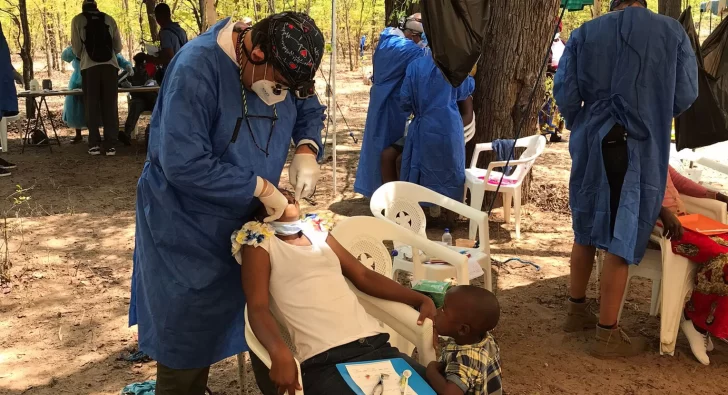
xmin=234 ymin=190 xmax=436 ymax=395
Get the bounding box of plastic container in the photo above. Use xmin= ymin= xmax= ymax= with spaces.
xmin=442 ymin=228 xmax=453 ymax=246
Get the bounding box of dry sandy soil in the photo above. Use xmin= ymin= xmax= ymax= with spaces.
xmin=1 ymin=62 xmax=728 ymax=395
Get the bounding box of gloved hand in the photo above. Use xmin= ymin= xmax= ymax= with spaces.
xmin=255 ymin=177 xmax=288 ymax=222
xmin=125 ymin=64 xmax=135 ymax=77
xmin=289 ymin=152 xmax=320 ymax=200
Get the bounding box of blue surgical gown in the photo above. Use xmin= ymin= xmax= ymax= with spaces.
xmin=129 ymin=19 xmax=325 ymax=369
xmin=61 ymin=46 xmax=131 ymax=129
xmin=0 ymin=23 xmax=18 ymax=116
xmin=399 ymin=55 xmax=474 ymax=201
xmin=554 ymin=7 xmax=698 ymax=264
xmin=354 ymin=28 xmax=427 ymax=197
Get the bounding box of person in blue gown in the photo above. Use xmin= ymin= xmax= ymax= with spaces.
xmin=554 ymin=0 xmax=698 ymax=357
xmin=354 ymin=14 xmax=428 ymax=197
xmin=129 ymin=13 xmax=326 ymax=394
xmin=61 ymin=46 xmax=132 ymax=143
xmin=399 ymin=54 xmax=475 ymax=201
xmin=0 ymin=22 xmax=20 ymax=172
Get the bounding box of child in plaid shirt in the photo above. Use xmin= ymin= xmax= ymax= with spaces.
xmin=427 ymin=286 xmax=502 ymax=395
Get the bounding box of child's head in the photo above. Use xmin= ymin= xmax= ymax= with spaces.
xmin=253 ymin=189 xmax=301 ymax=222
xmin=434 ymin=285 xmax=500 ymax=342
xmin=133 ymin=52 xmax=147 ymax=67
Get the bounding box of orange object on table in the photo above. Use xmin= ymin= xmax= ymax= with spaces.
xmin=678 ymin=214 xmax=728 ymax=236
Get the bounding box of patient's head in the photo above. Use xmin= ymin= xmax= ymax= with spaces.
xmin=253 ymin=189 xmax=300 ymax=222
xmin=434 ymin=285 xmax=500 ymax=343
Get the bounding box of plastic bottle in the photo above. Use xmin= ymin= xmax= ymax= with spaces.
xmin=442 ymin=228 xmax=453 ymax=246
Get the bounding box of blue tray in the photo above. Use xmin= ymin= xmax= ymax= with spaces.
xmin=336 ymin=358 xmax=436 ymax=395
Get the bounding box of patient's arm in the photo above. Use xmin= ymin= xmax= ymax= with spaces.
xmin=241 ymin=245 xmax=301 ymax=395
xmin=326 ymin=234 xmax=436 ymax=325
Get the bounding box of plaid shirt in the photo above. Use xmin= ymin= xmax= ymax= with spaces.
xmin=440 ymin=333 xmax=502 ymax=395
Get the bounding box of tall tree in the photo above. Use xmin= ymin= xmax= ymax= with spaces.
xmin=200 ymin=0 xmax=217 ymax=32
xmin=470 ymin=0 xmax=559 ymax=179
xmin=41 ymin=10 xmax=53 ymax=77
xmin=18 ymin=0 xmax=34 ymax=115
xmin=145 ymin=0 xmax=159 ymax=41
xmin=659 ymin=0 xmax=681 ymax=19
xmin=592 ymin=0 xmax=603 ymax=17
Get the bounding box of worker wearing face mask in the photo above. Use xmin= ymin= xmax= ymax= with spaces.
xmin=129 ymin=12 xmax=325 ymax=394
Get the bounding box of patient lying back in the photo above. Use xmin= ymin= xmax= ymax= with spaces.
xmin=233 ymin=190 xmax=435 ymax=395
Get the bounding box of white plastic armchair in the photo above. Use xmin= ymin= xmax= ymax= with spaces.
xmin=370 ymin=181 xmax=492 ymax=290
xmin=242 ymin=216 xmax=445 ymax=394
xmin=597 ymin=194 xmax=727 ymax=356
xmin=464 ymin=135 xmax=547 ymax=238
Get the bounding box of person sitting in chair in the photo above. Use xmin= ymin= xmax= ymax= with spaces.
xmin=119 ymin=52 xmax=157 ymax=145
xmin=233 ymin=189 xmax=435 ymax=395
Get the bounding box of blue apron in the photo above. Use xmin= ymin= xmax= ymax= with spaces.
xmin=554 ymin=7 xmax=698 ymax=264
xmin=129 ymin=19 xmax=325 ymax=369
xmin=0 ymin=23 xmax=18 ymax=116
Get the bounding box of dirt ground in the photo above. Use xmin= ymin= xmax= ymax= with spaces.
xmin=2 ymin=62 xmax=728 ymax=395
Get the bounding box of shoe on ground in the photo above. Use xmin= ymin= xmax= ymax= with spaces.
xmin=88 ymin=146 xmax=102 ymax=156
xmin=563 ymin=299 xmax=598 ymax=332
xmin=0 ymin=157 xmax=16 ymax=169
xmin=707 ymin=336 xmax=714 ymax=352
xmin=589 ymin=326 xmax=647 ymax=358
xmin=70 ymin=135 xmax=83 ymax=144
xmin=118 ymin=132 xmax=132 ymax=146
xmin=105 ymin=148 xmax=116 ymax=156
xmin=681 ymin=318 xmax=710 ymax=365
xmin=0 ymin=168 xmax=10 ymax=177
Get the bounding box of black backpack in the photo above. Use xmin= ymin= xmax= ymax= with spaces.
xmin=82 ymin=12 xmax=113 ymax=62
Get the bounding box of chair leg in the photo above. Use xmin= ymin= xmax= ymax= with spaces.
xmin=649 ymin=278 xmax=662 ymax=317
xmin=503 ymin=192 xmax=512 ymax=226
xmin=514 ymin=187 xmax=522 ymax=239
xmin=660 ymin=254 xmax=695 ymax=356
xmin=469 ymin=186 xmax=486 ymax=240
xmin=617 ymin=271 xmax=634 ymax=323
xmin=484 ymin=259 xmax=493 ymax=292
xmin=0 ymin=117 xmax=8 ymax=153
xmin=236 ymin=352 xmax=247 ymax=395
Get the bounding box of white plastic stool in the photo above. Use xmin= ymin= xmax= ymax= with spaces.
xmin=0 ymin=114 xmax=20 ymax=153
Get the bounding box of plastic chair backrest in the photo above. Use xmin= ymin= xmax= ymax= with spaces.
xmin=509 ymin=135 xmax=547 ymax=180
xmin=370 ymin=182 xmax=490 ymax=252
xmin=332 ymin=216 xmax=469 ymax=279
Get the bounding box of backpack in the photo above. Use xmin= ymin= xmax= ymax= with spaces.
xmin=82 ymin=12 xmax=113 ymax=62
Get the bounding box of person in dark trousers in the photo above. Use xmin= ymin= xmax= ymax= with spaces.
xmin=71 ymin=0 xmax=123 ymax=156
xmin=119 ymin=53 xmax=157 ymax=145
xmin=146 ymin=3 xmax=188 ymax=80
xmin=0 ymin=21 xmax=19 ymax=176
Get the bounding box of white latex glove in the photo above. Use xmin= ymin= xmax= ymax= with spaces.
xmin=126 ymin=64 xmax=134 ymax=77
xmin=254 ymin=177 xmax=288 ymax=222
xmin=289 ymin=153 xmax=320 ymax=200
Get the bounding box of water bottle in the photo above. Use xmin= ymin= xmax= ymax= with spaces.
xmin=442 ymin=228 xmax=453 ymax=246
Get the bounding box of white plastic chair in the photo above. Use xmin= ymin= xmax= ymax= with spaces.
xmin=370 ymin=181 xmax=492 ymax=290
xmin=0 ymin=114 xmax=20 ymax=153
xmin=464 ymin=135 xmax=547 ymax=239
xmin=240 ymin=216 xmax=446 ymax=394
xmin=597 ymin=195 xmax=727 ymax=355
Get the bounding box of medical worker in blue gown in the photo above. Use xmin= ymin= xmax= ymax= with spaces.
xmin=399 ymin=55 xmax=475 ymax=201
xmin=129 ymin=13 xmax=325 ymax=394
xmin=554 ymin=0 xmax=697 ymax=358
xmin=1 ymin=22 xmax=21 ymax=174
xmin=354 ymin=14 xmax=428 ymax=197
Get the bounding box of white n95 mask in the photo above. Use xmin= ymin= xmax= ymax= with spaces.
xmin=251 ymin=63 xmax=288 ymax=106
xmin=270 ymin=220 xmax=303 ymax=236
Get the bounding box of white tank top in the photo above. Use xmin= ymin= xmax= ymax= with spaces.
xmin=257 ymin=228 xmax=383 ymax=362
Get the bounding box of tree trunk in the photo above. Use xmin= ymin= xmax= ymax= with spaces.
xmin=55 ymin=12 xmax=65 ymax=71
xmin=41 ymin=11 xmax=53 ymax=78
xmin=592 ymin=0 xmax=603 ymax=17
xmin=145 ymin=0 xmax=159 ymax=41
xmin=268 ymin=0 xmax=275 ymax=14
xmin=343 ymin=0 xmax=354 ymax=71
xmin=658 ymin=0 xmax=681 ymax=19
xmin=470 ymin=0 xmax=560 ymax=204
xmin=200 ymin=0 xmax=217 ymax=33
xmin=18 ymin=0 xmax=34 ymax=116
